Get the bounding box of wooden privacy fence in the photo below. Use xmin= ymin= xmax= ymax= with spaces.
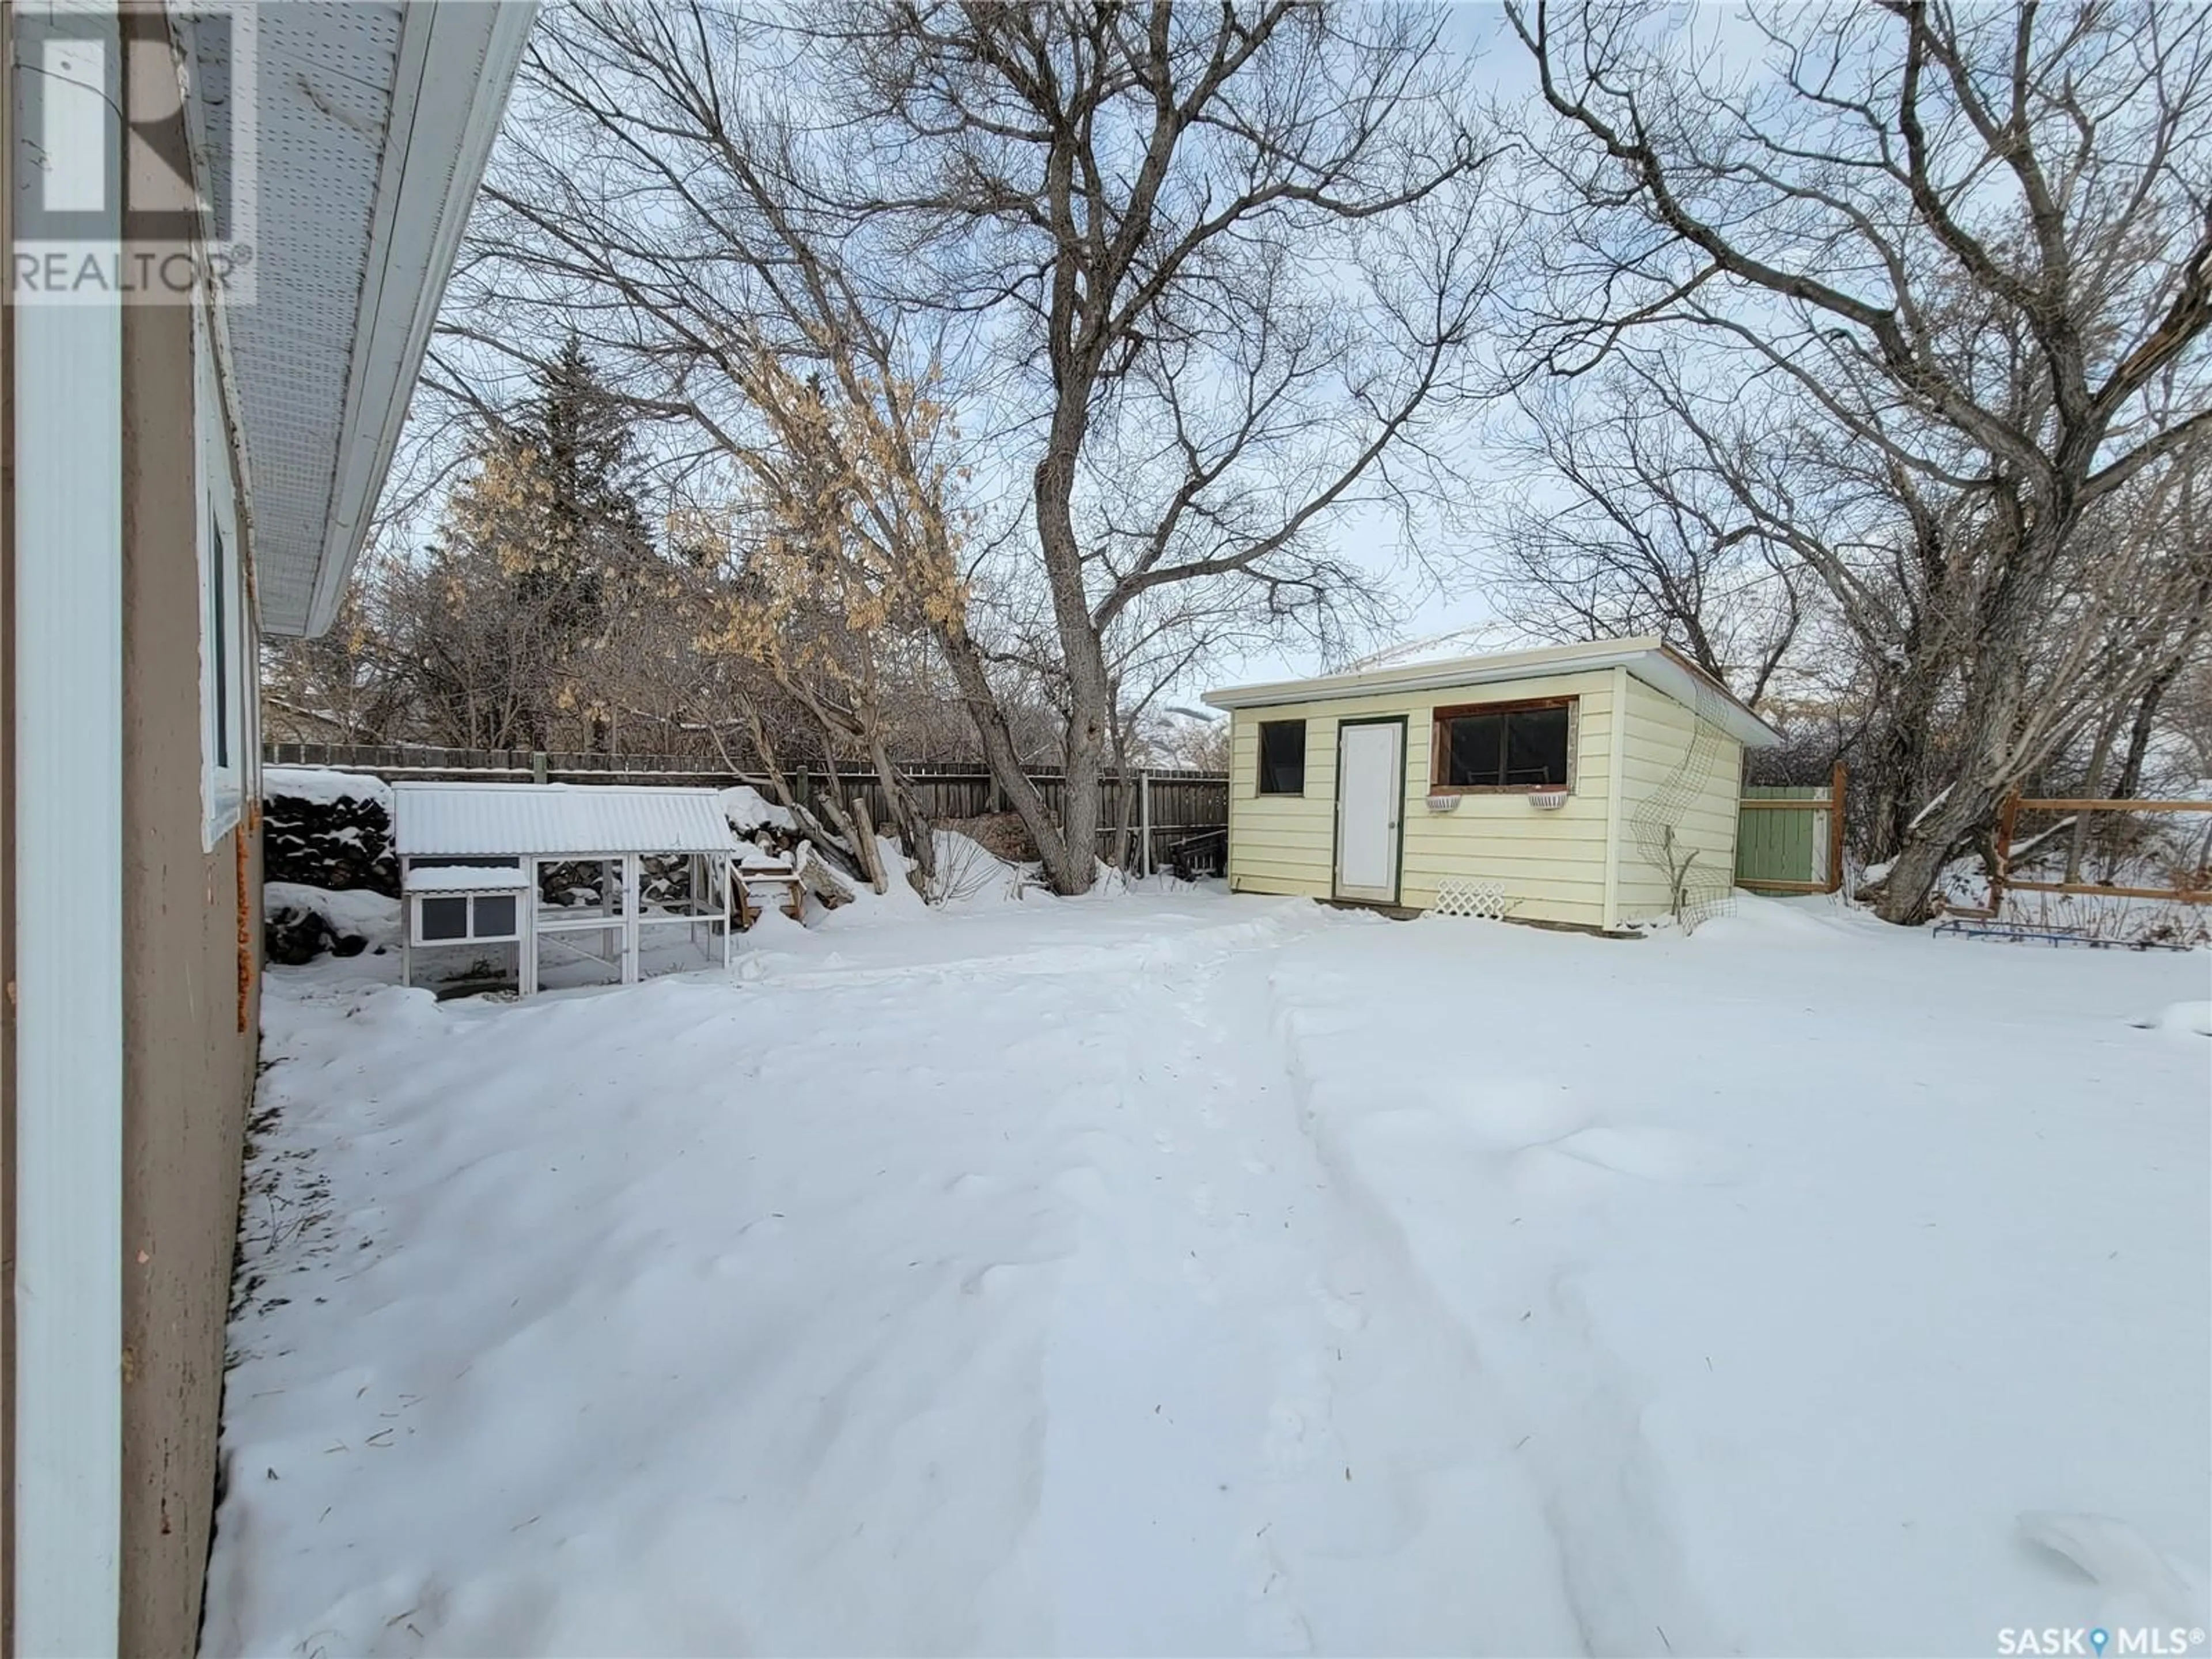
xmin=1992 ymin=794 xmax=2212 ymax=906
xmin=263 ymin=744 xmax=1230 ymax=869
xmin=1735 ymin=763 xmax=1846 ymax=895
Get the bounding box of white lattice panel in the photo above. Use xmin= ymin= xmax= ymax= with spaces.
xmin=1431 ymin=877 xmax=1513 ymax=921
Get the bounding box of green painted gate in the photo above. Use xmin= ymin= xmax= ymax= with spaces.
xmin=1736 ymin=766 xmax=1844 ymax=893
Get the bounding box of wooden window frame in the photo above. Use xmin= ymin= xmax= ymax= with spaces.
xmin=1429 ymin=695 xmax=1579 ymax=795
xmin=1255 ymin=717 xmax=1308 ymax=797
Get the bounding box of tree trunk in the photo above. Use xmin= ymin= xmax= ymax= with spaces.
xmin=850 ymin=794 xmax=889 ymax=894
xmin=1032 ymin=391 xmax=1113 ymax=896
xmin=865 ymin=728 xmax=935 ymax=886
xmin=2063 ymin=710 xmax=2123 ymax=883
xmin=1862 ymin=651 xmax=1946 ymax=866
xmin=2115 ymin=655 xmax=2187 ymax=801
xmin=1056 ymin=719 xmax=1108 ymax=893
xmin=1874 ymin=571 xmax=2046 ymax=924
xmin=1105 ymin=710 xmax=1136 ymax=873
xmin=932 ymin=618 xmax=1085 ymax=890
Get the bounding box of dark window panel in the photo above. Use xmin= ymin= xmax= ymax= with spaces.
xmin=1258 ymin=720 xmax=1306 ymax=795
xmin=211 ymin=518 xmax=229 ymax=767
xmin=473 ymin=895 xmax=518 ymax=938
xmin=1446 ymin=712 xmax=1505 ymax=787
xmin=1505 ymin=705 xmax=1570 ymax=786
xmin=419 ymin=896 xmax=468 ymax=941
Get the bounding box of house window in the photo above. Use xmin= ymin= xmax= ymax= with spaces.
xmin=1257 ymin=719 xmax=1306 ymax=796
xmin=1433 ymin=698 xmax=1575 ymax=791
xmin=196 ymin=306 xmax=247 ymax=847
xmin=413 ymin=892 xmax=522 ymax=945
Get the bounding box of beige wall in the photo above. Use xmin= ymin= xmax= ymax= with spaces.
xmin=1226 ymin=670 xmax=1622 ymax=927
xmin=118 ymin=282 xmax=262 ymax=1658
xmin=1225 ymin=666 xmax=1751 ymax=930
xmin=1611 ymin=673 xmax=1745 ymax=925
xmin=114 ymin=28 xmax=263 ymax=1656
xmin=4 ymin=21 xmax=261 ymax=1655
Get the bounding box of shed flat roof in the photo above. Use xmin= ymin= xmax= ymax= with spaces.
xmin=1202 ymin=637 xmax=1782 ymax=748
xmin=393 ymin=784 xmax=738 ymax=858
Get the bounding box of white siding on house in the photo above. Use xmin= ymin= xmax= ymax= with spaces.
xmin=1611 ymin=675 xmax=1746 ymax=923
xmin=1226 ymin=671 xmax=1619 ymax=928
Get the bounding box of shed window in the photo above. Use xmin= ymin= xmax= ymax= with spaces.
xmin=1257 ymin=720 xmax=1306 ymax=796
xmin=1434 ymin=699 xmax=1574 ymax=790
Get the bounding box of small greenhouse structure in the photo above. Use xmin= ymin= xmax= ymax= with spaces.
xmin=394 ymin=783 xmax=739 ymax=997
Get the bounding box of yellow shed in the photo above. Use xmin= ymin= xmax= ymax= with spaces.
xmin=1205 ymin=637 xmax=1783 ymax=930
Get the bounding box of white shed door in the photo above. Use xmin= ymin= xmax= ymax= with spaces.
xmin=1334 ymin=721 xmax=1402 ymax=903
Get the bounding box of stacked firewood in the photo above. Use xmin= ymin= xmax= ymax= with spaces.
xmin=263 ymin=785 xmax=399 ymax=896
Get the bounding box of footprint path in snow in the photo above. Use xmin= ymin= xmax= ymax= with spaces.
xmin=1261 ymin=957 xmax=1736 ymax=1657
xmin=830 ymin=915 xmax=1721 ymax=1656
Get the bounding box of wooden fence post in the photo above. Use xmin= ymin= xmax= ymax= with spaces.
xmin=1827 ymin=760 xmax=1846 ymax=893
xmin=1138 ymin=770 xmax=1152 ymax=878
xmin=1993 ymin=791 xmax=2019 ymax=911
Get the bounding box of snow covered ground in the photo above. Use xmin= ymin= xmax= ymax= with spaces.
xmin=207 ymin=884 xmax=2210 ymax=1658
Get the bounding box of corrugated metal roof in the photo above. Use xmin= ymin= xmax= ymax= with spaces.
xmin=394 ymin=785 xmax=738 ymax=857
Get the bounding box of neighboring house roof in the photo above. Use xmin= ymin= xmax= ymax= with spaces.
xmin=1203 ymin=636 xmax=1784 ymax=749
xmin=191 ymin=2 xmax=536 ymax=638
xmin=394 ymin=785 xmax=739 ymax=858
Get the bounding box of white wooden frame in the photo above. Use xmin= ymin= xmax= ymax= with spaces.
xmin=401 ymin=850 xmax=734 ymax=998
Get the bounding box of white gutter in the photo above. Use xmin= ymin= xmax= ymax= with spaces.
xmin=298 ymin=0 xmax=537 ymax=638
xmin=1203 ymin=636 xmax=1783 ymax=750
xmin=12 ymin=9 xmax=125 ymax=1655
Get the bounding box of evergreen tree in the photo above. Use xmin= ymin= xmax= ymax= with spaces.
xmin=398 ymin=340 xmax=658 ymax=751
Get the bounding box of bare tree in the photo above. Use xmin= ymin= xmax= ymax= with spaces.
xmin=1510 ymin=0 xmax=2212 ymax=921
xmin=452 ymin=0 xmax=1501 ymax=893
xmin=1486 ymin=360 xmax=1805 ymax=703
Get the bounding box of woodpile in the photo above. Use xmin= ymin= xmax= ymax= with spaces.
xmin=264 ymin=902 xmax=371 ymax=967
xmin=263 ymin=785 xmax=398 ymax=896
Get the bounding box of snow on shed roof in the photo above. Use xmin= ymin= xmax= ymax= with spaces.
xmin=393 ymin=784 xmax=738 ymax=858
xmin=1203 ymin=635 xmax=1783 ymax=748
